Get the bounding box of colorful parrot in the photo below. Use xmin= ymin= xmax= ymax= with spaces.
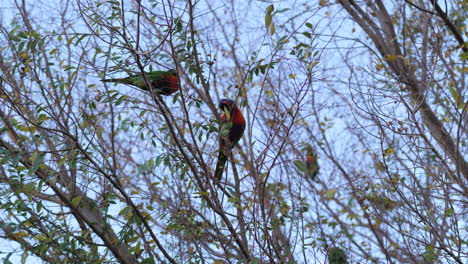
xmin=101 ymin=69 xmax=179 ymax=95
xmin=305 ymin=144 xmax=319 ymax=180
xmin=214 ymin=99 xmax=246 ymax=181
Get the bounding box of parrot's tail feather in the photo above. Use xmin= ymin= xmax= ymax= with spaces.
xmin=214 ymin=151 xmax=227 ymax=181
xmin=101 ymin=78 xmax=127 ymax=83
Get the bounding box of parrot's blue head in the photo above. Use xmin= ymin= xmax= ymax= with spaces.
xmin=168 ymin=69 xmax=178 ymax=76
xmin=219 ymin=99 xmax=235 ymax=111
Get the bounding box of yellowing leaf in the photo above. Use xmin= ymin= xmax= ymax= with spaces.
xmin=307 ymin=60 xmax=319 ymax=70
xmin=20 ymin=52 xmax=28 ymax=58
xmin=289 ymin=74 xmax=296 ymax=79
xmin=12 ymin=231 xmax=29 ymax=238
xmin=141 ymin=211 xmax=153 ymax=221
xmin=325 ymin=189 xmax=336 ymax=199
xmin=375 ymin=218 xmax=381 ymax=227
xmin=444 ymin=50 xmax=451 ymax=58
xmin=384 ymin=148 xmax=395 ymax=156
xmin=269 ymin=23 xmax=276 ymax=35
xmin=124 ymin=211 xmax=133 ymax=220
xmin=385 ymin=54 xmax=397 ymax=61
xmin=319 ymin=0 xmax=328 ymax=6
xmin=376 ymin=64 xmax=384 ymax=71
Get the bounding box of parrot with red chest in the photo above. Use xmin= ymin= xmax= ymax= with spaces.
xmin=214 ymin=99 xmax=246 ymax=181
xmin=305 ymin=144 xmax=319 ymax=180
xmin=102 ymin=69 xmax=179 ymax=96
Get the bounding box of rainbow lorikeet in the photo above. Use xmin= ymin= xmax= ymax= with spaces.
xmin=305 ymin=144 xmax=319 ymax=180
xmin=214 ymin=99 xmax=246 ymax=181
xmin=101 ymin=69 xmax=179 ymax=95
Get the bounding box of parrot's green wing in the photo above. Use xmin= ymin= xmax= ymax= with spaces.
xmin=129 ymin=70 xmax=171 ymax=90
xmin=115 ymin=71 xmax=171 ymax=90
xmin=102 ymin=69 xmax=179 ymax=95
xmin=305 ymin=144 xmax=319 ymax=180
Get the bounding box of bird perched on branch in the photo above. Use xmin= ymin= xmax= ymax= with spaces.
xmin=305 ymin=144 xmax=319 ymax=180
xmin=101 ymin=69 xmax=179 ymax=96
xmin=214 ymin=99 xmax=246 ymax=181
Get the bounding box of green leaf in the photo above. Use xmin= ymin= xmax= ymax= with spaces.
xmin=266 ymin=4 xmax=274 ymax=14
xmin=302 ymin=32 xmax=312 ymax=38
xmin=70 ymin=70 xmax=77 ymax=81
xmin=29 ymin=152 xmax=45 ymax=175
xmin=71 ymin=196 xmax=83 ymax=207
xmin=36 ymin=201 xmax=43 ymax=212
xmin=172 ymin=92 xmax=180 ymax=104
xmin=119 ymin=206 xmax=132 ymax=216
xmin=33 ymin=234 xmax=52 ymax=242
xmin=23 ymin=182 xmax=36 ymax=194
xmin=75 ymin=34 xmax=88 ymax=45
xmin=57 ymin=157 xmax=67 ymax=167
xmin=275 ymin=8 xmax=290 ymax=13
xmin=18 ymin=41 xmax=25 ymax=52
xmin=265 ymin=13 xmax=272 ymax=28
xmin=18 ymin=31 xmax=28 ymax=38
xmin=66 ymin=35 xmax=76 ymax=46
xmin=115 ymin=95 xmax=127 ymax=105
xmin=265 ymin=4 xmax=275 ymax=35
xmin=459 ymin=51 xmax=468 ymax=61
xmin=444 ymin=208 xmax=453 ymax=216
xmin=449 ymin=86 xmax=459 ymax=104
xmin=423 ymin=245 xmax=437 ymax=262
xmin=141 ymin=257 xmax=155 ymax=264
xmin=194 ymin=191 xmax=209 ymax=196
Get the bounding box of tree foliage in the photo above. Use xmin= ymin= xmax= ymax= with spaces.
xmin=0 ymin=0 xmax=466 ymax=263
